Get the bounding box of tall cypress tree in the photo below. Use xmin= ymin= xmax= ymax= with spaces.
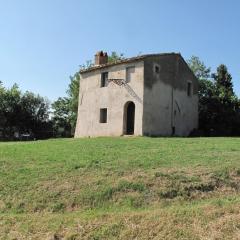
xmin=188 ymin=57 xmax=240 ymax=136
xmin=212 ymin=64 xmax=240 ymax=135
xmin=213 ymin=64 xmax=234 ymax=98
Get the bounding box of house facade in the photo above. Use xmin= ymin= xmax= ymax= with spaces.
xmin=74 ymin=51 xmax=198 ymax=137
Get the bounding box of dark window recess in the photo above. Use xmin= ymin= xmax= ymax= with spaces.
xmin=101 ymin=72 xmax=108 ymax=87
xmin=126 ymin=66 xmax=135 ymax=83
xmin=155 ymin=65 xmax=160 ymax=73
xmin=100 ymin=108 xmax=107 ymax=123
xmin=187 ymin=82 xmax=192 ymax=96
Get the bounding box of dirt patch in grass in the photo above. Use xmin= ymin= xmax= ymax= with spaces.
xmin=154 ymin=168 xmax=240 ymax=201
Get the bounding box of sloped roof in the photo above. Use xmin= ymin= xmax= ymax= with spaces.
xmin=80 ymin=52 xmax=180 ymax=74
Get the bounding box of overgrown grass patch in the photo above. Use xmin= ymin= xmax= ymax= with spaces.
xmin=0 ymin=137 xmax=239 ymax=239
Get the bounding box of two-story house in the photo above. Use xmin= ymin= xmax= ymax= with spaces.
xmin=75 ymin=51 xmax=198 ymax=137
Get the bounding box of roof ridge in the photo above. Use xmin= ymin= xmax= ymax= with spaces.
xmin=80 ymin=52 xmax=180 ymax=73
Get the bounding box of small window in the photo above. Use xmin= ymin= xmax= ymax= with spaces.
xmin=100 ymin=108 xmax=107 ymax=123
xmin=126 ymin=66 xmax=135 ymax=83
xmin=155 ymin=65 xmax=160 ymax=73
xmin=153 ymin=63 xmax=160 ymax=74
xmin=101 ymin=72 xmax=108 ymax=87
xmin=187 ymin=82 xmax=192 ymax=96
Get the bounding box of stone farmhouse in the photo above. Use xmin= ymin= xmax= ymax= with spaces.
xmin=75 ymin=51 xmax=198 ymax=137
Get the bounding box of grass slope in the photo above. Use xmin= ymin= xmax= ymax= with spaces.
xmin=0 ymin=137 xmax=239 ymax=239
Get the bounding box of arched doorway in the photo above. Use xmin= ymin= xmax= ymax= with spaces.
xmin=123 ymin=101 xmax=135 ymax=135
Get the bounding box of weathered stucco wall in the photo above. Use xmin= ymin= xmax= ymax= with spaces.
xmin=143 ymin=55 xmax=198 ymax=136
xmin=173 ymin=57 xmax=198 ymax=136
xmin=75 ymin=61 xmax=144 ymax=137
xmin=75 ymin=53 xmax=198 ymax=138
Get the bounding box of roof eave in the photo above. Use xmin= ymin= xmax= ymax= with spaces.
xmin=79 ymin=52 xmax=179 ymax=74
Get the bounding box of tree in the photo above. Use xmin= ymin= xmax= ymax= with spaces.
xmin=211 ymin=65 xmax=240 ymax=135
xmin=187 ymin=56 xmax=215 ymax=135
xmin=213 ymin=64 xmax=234 ymax=99
xmin=0 ymin=82 xmax=51 ymax=140
xmin=108 ymin=51 xmax=125 ymax=63
xmin=188 ymin=56 xmax=240 ymax=136
xmin=52 ymin=97 xmax=71 ymax=137
xmin=0 ymin=84 xmax=21 ymax=138
xmin=67 ymin=72 xmax=80 ymax=133
xmin=187 ymin=56 xmax=213 ymax=99
xmin=187 ymin=56 xmax=211 ymax=80
xmin=20 ymin=91 xmax=51 ymax=138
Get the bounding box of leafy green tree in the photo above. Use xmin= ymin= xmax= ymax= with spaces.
xmin=0 ymin=84 xmax=21 ymax=138
xmin=188 ymin=56 xmax=215 ymax=134
xmin=108 ymin=51 xmax=125 ymax=63
xmin=52 ymin=72 xmax=80 ymax=137
xmin=51 ymin=97 xmax=71 ymax=137
xmin=188 ymin=56 xmax=240 ymax=136
xmin=213 ymin=64 xmax=234 ymax=100
xmin=211 ymin=65 xmax=240 ymax=135
xmin=187 ymin=56 xmax=213 ymax=99
xmin=0 ymin=82 xmax=51 ymax=140
xmin=67 ymin=72 xmax=80 ymax=133
xmin=20 ymin=91 xmax=50 ymax=134
xmin=187 ymin=56 xmax=211 ymax=80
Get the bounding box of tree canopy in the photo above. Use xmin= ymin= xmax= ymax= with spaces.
xmin=0 ymin=83 xmax=52 ymax=140
xmin=188 ymin=56 xmax=240 ymax=136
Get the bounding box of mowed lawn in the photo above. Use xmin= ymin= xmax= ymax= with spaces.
xmin=0 ymin=137 xmax=239 ymax=240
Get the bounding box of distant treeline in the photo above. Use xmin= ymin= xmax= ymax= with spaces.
xmin=0 ymin=79 xmax=78 ymax=140
xmin=1 ymin=53 xmax=240 ymax=140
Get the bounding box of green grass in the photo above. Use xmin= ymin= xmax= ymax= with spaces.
xmin=0 ymin=137 xmax=239 ymax=239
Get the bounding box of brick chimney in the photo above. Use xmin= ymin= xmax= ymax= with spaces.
xmin=95 ymin=51 xmax=108 ymax=65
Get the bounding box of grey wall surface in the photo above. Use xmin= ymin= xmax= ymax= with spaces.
xmin=143 ymin=55 xmax=198 ymax=136
xmin=174 ymin=56 xmax=198 ymax=135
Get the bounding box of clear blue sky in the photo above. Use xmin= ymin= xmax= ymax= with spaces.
xmin=0 ymin=0 xmax=239 ymax=101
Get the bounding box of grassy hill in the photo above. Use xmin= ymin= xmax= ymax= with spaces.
xmin=0 ymin=137 xmax=239 ymax=239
